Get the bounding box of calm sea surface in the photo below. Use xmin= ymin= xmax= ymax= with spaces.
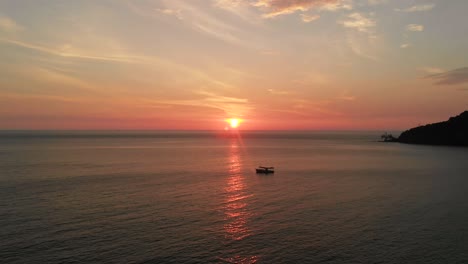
xmin=1 ymin=131 xmax=468 ymax=263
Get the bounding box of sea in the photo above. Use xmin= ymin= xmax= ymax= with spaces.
xmin=1 ymin=131 xmax=468 ymax=264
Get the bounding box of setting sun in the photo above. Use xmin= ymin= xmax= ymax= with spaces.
xmin=228 ymin=119 xmax=241 ymax=128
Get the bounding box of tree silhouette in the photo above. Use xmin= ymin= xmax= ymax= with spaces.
xmin=381 ymin=132 xmax=396 ymax=142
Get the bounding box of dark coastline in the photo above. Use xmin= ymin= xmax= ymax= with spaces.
xmin=387 ymin=111 xmax=468 ymax=147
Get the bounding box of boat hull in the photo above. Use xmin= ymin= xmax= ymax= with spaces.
xmin=256 ymin=169 xmax=274 ymax=174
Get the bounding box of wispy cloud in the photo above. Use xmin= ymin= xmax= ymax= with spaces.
xmin=0 ymin=15 xmax=23 ymax=32
xmin=157 ymin=0 xmax=257 ymax=48
xmin=293 ymin=71 xmax=332 ymax=86
xmin=338 ymin=90 xmax=356 ymax=101
xmin=155 ymin=8 xmax=183 ymax=19
xmin=368 ymin=0 xmax=387 ymax=5
xmin=318 ymin=0 xmax=353 ymax=11
xmin=426 ymin=67 xmax=468 ymax=85
xmin=406 ymin=24 xmax=424 ymax=32
xmin=147 ymin=90 xmax=251 ymax=117
xmin=400 ymin=43 xmax=411 ymax=48
xmin=395 ymin=4 xmax=435 ymax=12
xmin=300 ymin=14 xmax=320 ymax=22
xmin=197 ymin=90 xmax=248 ymax=104
xmin=254 ymin=0 xmax=350 ymax=18
xmin=0 ymin=36 xmax=241 ymax=91
xmin=420 ymin=67 xmax=445 ymax=74
xmin=260 ymin=49 xmax=280 ymax=56
xmin=338 ymin=11 xmax=379 ymax=61
xmin=0 ymin=92 xmax=90 ymax=104
xmin=345 ymin=32 xmax=380 ymax=61
xmin=18 ymin=66 xmax=98 ymax=92
xmin=290 ymin=98 xmax=343 ymax=117
xmin=267 ymin=89 xmax=290 ymax=95
xmin=213 ymin=0 xmax=262 ymax=24
xmin=214 ymin=0 xmax=245 ymax=9
xmin=0 ymin=38 xmax=146 ymax=63
xmin=339 ymin=13 xmax=376 ymax=33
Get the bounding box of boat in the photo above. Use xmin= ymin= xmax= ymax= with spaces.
xmin=256 ymin=166 xmax=274 ymax=174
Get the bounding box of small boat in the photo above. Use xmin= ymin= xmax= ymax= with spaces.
xmin=256 ymin=166 xmax=274 ymax=174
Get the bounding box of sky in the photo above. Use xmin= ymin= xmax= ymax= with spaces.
xmin=0 ymin=0 xmax=467 ymax=130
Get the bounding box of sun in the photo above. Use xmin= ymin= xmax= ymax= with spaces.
xmin=228 ymin=118 xmax=241 ymax=129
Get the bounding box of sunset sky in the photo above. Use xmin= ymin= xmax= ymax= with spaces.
xmin=0 ymin=0 xmax=467 ymax=130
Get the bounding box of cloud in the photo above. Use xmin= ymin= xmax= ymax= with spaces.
xmin=426 ymin=67 xmax=468 ymax=85
xmin=197 ymin=90 xmax=248 ymax=104
xmin=149 ymin=90 xmax=251 ymax=117
xmin=420 ymin=67 xmax=444 ymax=74
xmin=339 ymin=13 xmax=376 ymax=33
xmin=267 ymin=89 xmax=290 ymax=95
xmin=213 ymin=0 xmax=262 ymax=24
xmin=406 ymin=24 xmax=424 ymax=32
xmin=395 ymin=4 xmax=435 ymax=12
xmin=368 ymin=0 xmax=387 ymax=5
xmin=260 ymin=49 xmax=280 ymax=55
xmin=300 ymin=14 xmax=320 ymax=22
xmin=0 ymin=15 xmax=23 ymax=32
xmin=345 ymin=32 xmax=380 ymax=61
xmin=0 ymin=38 xmax=147 ymax=63
xmin=338 ymin=90 xmax=356 ymax=101
xmin=318 ymin=0 xmax=352 ymax=11
xmin=0 ymin=36 xmax=241 ymax=91
xmin=254 ymin=0 xmax=350 ymax=18
xmin=156 ymin=1 xmax=258 ymax=48
xmin=155 ymin=8 xmax=183 ymax=19
xmin=19 ymin=66 xmax=98 ymax=92
xmin=293 ymin=71 xmax=332 ymax=85
xmin=400 ymin=43 xmax=411 ymax=48
xmin=215 ymin=0 xmax=244 ymax=8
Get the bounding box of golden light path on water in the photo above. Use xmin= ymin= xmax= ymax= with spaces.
xmin=221 ymin=134 xmax=258 ymax=264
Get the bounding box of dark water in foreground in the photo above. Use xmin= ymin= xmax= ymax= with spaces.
xmin=1 ymin=131 xmax=468 ymax=263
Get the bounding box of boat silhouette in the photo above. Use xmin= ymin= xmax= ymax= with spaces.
xmin=256 ymin=166 xmax=274 ymax=174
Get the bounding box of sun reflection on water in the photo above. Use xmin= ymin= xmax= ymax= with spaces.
xmin=221 ymin=138 xmax=258 ymax=263
xmin=224 ymin=139 xmax=252 ymax=241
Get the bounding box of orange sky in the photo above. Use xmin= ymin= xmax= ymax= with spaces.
xmin=0 ymin=0 xmax=467 ymax=130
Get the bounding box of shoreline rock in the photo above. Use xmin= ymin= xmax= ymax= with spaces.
xmin=393 ymin=111 xmax=468 ymax=146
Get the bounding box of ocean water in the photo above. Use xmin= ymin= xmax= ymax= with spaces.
xmin=1 ymin=131 xmax=468 ymax=263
